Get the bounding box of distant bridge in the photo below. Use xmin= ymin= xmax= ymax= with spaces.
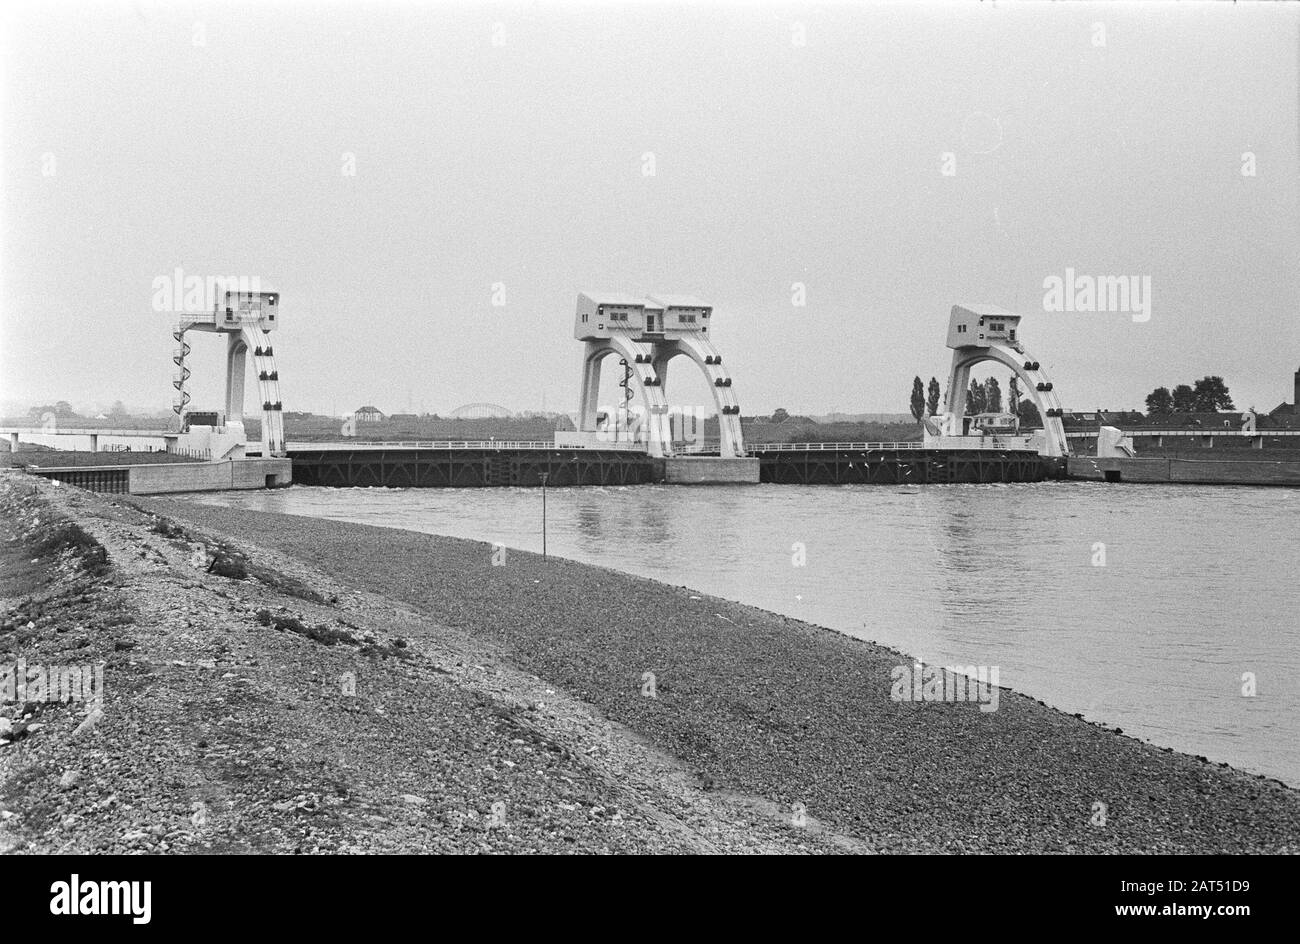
xmin=1 ymin=426 xmax=174 ymax=437
xmin=2 ymin=426 xmax=177 ymax=452
xmin=446 ymin=403 xmax=514 ymax=419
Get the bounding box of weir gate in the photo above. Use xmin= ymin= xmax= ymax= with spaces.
xmin=285 ymin=441 xmax=1059 ymax=488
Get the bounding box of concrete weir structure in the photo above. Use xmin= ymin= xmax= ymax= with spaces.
xmin=274 ymin=300 xmax=1058 ymax=488
xmin=6 ymin=282 xmax=293 ymax=495
xmin=562 ymin=291 xmax=760 ymax=483
xmin=31 ymin=458 xmax=292 ymax=495
xmin=927 ymin=304 xmax=1068 ymax=458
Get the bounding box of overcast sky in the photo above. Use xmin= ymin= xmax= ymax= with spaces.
xmin=2 ymin=1 xmax=1297 ymax=418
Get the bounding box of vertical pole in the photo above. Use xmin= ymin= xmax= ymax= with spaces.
xmin=540 ymin=472 xmax=548 ymax=559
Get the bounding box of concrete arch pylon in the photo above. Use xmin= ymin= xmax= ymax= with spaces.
xmin=190 ymin=322 xmax=282 ymax=457
xmin=945 ymin=342 xmax=1067 ymax=458
xmin=649 ymin=336 xmax=744 ymax=458
xmin=172 ymin=287 xmax=285 ymax=458
xmin=243 ymin=325 xmax=284 ymax=456
xmin=577 ymin=336 xmax=671 ymax=457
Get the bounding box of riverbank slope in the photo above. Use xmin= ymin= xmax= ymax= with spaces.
xmin=3 ymin=471 xmax=1297 ymax=852
xmin=148 ymin=493 xmax=1300 ymax=853
xmin=0 ymin=473 xmax=849 ymax=853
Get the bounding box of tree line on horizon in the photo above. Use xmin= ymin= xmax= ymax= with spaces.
xmin=910 ymin=376 xmax=1042 ymax=426
xmin=908 ymin=374 xmax=1240 ymax=424
xmin=1144 ymin=377 xmax=1235 ymax=415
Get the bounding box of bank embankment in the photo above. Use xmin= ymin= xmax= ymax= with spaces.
xmin=133 ymin=490 xmax=1300 ymax=853
xmin=1 ymin=472 xmax=850 ymax=853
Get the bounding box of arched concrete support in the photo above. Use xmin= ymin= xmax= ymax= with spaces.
xmin=226 ymin=334 xmax=248 ymax=422
xmin=190 ymin=324 xmax=283 ymax=457
xmin=650 ymin=353 xmax=670 ymax=399
xmin=649 ymin=337 xmax=744 ymax=458
xmin=241 ymin=325 xmax=284 ymax=457
xmin=577 ymin=336 xmax=671 ymax=457
xmin=944 ymin=342 xmax=1067 ymax=457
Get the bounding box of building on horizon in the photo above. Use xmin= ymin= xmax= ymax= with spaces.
xmin=352 ymin=405 xmax=386 ymax=424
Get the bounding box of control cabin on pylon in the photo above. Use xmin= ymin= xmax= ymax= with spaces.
xmin=218 ymin=289 xmax=281 ymax=332
xmin=574 ymin=292 xmax=712 ymax=342
xmin=946 ymin=305 xmax=1021 ymax=349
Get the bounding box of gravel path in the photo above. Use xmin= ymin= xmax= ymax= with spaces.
xmin=1 ymin=474 xmax=854 ymax=854
xmin=139 ymin=495 xmax=1300 ymax=853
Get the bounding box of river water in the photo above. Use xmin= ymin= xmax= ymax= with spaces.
xmin=191 ymin=482 xmax=1300 ymax=785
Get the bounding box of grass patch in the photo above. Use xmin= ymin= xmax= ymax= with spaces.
xmin=302 ymin=623 xmax=353 ymax=645
xmin=362 ymin=640 xmax=413 ymax=661
xmin=202 ymin=543 xmax=325 ymax=601
xmin=206 ymin=544 xmax=248 ymax=580
xmin=247 ymin=562 xmax=328 ymax=604
xmin=252 ymin=608 xmax=407 ymax=657
xmin=149 ymin=516 xmax=188 ymax=539
xmin=255 ymin=609 xmax=354 ymax=646
xmin=29 ymin=521 xmax=110 ymax=578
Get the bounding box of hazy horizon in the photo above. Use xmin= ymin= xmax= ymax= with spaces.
xmin=3 ymin=1 xmax=1297 ymax=419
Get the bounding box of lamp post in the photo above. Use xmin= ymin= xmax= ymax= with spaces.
xmin=539 ymin=471 xmax=548 ymax=559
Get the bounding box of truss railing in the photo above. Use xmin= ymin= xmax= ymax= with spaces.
xmin=286 ymin=440 xmax=650 ymax=452
xmin=285 ymin=439 xmax=1045 ymax=454
xmin=748 ymin=441 xmax=1013 ymax=451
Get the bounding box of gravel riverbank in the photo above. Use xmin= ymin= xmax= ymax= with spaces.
xmin=3 ymin=472 xmax=1297 ymax=853
xmin=143 ymin=493 xmax=1299 ymax=853
xmin=1 ymin=474 xmax=849 ymax=853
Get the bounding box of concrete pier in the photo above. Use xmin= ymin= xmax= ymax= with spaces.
xmin=1067 ymin=455 xmax=1300 ymax=486
xmin=30 ymin=458 xmax=292 ymax=494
